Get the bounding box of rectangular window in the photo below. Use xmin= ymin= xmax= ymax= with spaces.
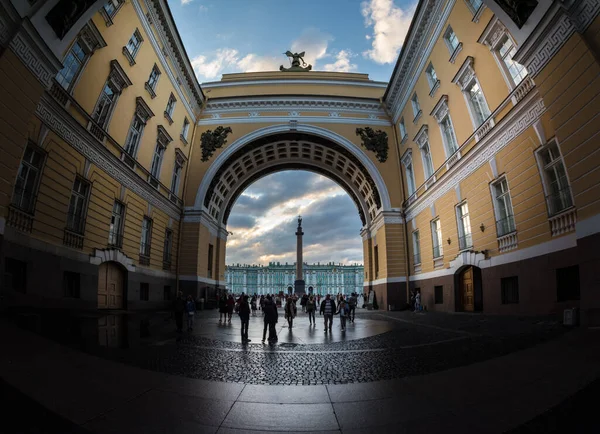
xmin=444 ymin=26 xmax=460 ymax=53
xmin=440 ymin=116 xmax=458 ymax=155
xmin=538 ymin=141 xmax=573 ymax=216
xmin=125 ymin=29 xmax=143 ymax=58
xmin=66 ymin=177 xmax=90 ymax=234
xmin=431 ymin=219 xmax=443 ymax=258
xmin=140 ymin=217 xmax=152 ymax=257
xmin=399 ymin=118 xmax=407 ymax=140
xmin=4 ymin=258 xmax=27 ymax=293
xmin=207 ymin=243 xmax=214 ymax=279
xmin=147 ymin=65 xmax=160 ymax=90
xmin=426 ymin=63 xmax=438 ymax=90
xmin=498 ymin=36 xmax=528 ymax=87
xmin=163 ymin=228 xmax=173 ymax=266
xmin=457 ymin=202 xmax=472 ymax=250
xmin=150 ymin=143 xmax=165 ymax=181
xmin=171 ymin=160 xmax=182 ymax=195
xmin=501 ymin=276 xmax=519 ymax=304
xmin=56 ymin=40 xmax=88 ymax=91
xmin=556 ymin=265 xmax=580 ymax=302
xmin=419 ymin=140 xmax=434 ymax=179
xmin=163 ymin=285 xmax=171 ymax=301
xmin=374 ymin=245 xmax=379 ymax=278
xmin=466 ymin=0 xmax=483 ymax=14
xmin=140 ymin=282 xmax=149 ymax=301
xmin=181 ymin=118 xmax=190 ymax=140
xmin=63 ymin=271 xmax=80 ymax=298
xmin=411 ymin=93 xmax=421 ymax=118
xmin=466 ymin=81 xmax=491 ymax=126
xmin=405 ymin=160 xmax=416 ymax=195
xmin=412 ymin=231 xmax=421 ymax=265
xmin=493 ymin=178 xmax=516 ymax=236
xmin=108 ymin=201 xmax=125 ymax=248
xmin=92 ymin=82 xmax=118 ymax=128
xmin=434 ymin=285 xmax=443 ymax=304
xmin=165 ymin=93 xmax=176 ymax=117
xmin=123 ymin=116 xmax=145 ymax=158
xmin=12 ymin=144 xmax=45 ymax=213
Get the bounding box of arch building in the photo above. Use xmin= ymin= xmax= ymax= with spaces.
xmin=1 ymin=0 xmax=599 ymax=323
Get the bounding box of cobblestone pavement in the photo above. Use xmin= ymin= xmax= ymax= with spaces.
xmin=15 ymin=308 xmax=567 ymax=386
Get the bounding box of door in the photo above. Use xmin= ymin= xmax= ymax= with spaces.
xmin=460 ymin=267 xmax=474 ymax=312
xmin=98 ymin=262 xmax=124 ymax=309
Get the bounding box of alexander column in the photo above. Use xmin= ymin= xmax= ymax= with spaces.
xmin=294 ymin=215 xmax=305 ymax=295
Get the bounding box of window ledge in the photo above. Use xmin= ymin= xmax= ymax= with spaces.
xmin=144 ymin=82 xmax=156 ymax=99
xmin=164 ymin=111 xmax=173 ymax=125
xmin=413 ymin=110 xmax=422 ymax=124
xmin=424 ymin=175 xmax=436 ymax=190
xmin=449 ymin=42 xmax=463 ymax=64
xmin=179 ymin=134 xmax=188 ymax=145
xmin=414 ymin=263 xmax=422 ymax=274
xmin=429 ymin=80 xmax=441 ymax=98
xmin=122 ymin=47 xmax=136 ymax=66
xmin=472 ymin=4 xmax=486 ymax=23
xmin=400 ymin=134 xmax=408 ymax=144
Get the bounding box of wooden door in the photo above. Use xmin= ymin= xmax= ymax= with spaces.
xmin=98 ymin=262 xmax=124 ymax=309
xmin=461 ymin=267 xmax=474 ymax=312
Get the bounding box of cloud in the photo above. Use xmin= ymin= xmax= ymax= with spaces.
xmin=181 ymin=0 xmax=193 ymax=5
xmin=237 ymin=53 xmax=281 ymax=72
xmin=361 ymin=0 xmax=416 ymax=64
xmin=323 ymin=50 xmax=357 ymax=72
xmin=289 ymin=28 xmax=333 ymax=68
xmin=191 ymin=48 xmax=280 ymax=82
xmin=198 ymin=5 xmax=208 ymax=12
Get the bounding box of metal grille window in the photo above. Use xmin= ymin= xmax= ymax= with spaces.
xmin=124 ymin=116 xmax=145 ymax=157
xmin=92 ymin=82 xmax=117 ymax=128
xmin=411 ymin=93 xmax=421 ymax=118
xmin=66 ymin=177 xmax=90 ymax=234
xmin=498 ymin=36 xmax=528 ymax=86
xmin=12 ymin=144 xmax=45 ymax=213
xmin=431 ymin=219 xmax=443 ymax=258
xmin=108 ymin=201 xmax=125 ymax=247
xmin=466 ymin=81 xmax=491 ymax=126
xmin=56 ymin=40 xmax=87 ymax=91
xmin=444 ymin=26 xmax=459 ymax=53
xmin=412 ymin=231 xmax=421 ymax=265
xmin=493 ymin=178 xmax=516 ymax=236
xmin=457 ymin=202 xmax=473 ymax=250
xmin=63 ymin=271 xmax=80 ymax=298
xmin=140 ymin=217 xmax=152 ymax=257
xmin=440 ymin=115 xmax=458 ymax=154
xmin=125 ymin=30 xmax=143 ymax=58
xmin=435 ymin=285 xmax=444 ymax=304
xmin=539 ymin=141 xmax=573 ymax=215
xmin=419 ymin=140 xmax=435 ymax=179
xmin=501 ymin=276 xmax=519 ymax=304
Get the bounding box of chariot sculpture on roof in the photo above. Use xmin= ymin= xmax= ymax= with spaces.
xmin=280 ymin=51 xmax=312 ymax=72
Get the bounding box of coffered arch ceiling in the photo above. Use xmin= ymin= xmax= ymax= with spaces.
xmin=200 ymin=132 xmax=386 ymax=227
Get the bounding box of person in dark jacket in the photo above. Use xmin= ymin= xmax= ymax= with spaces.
xmin=262 ymin=295 xmax=278 ymax=344
xmin=218 ymin=294 xmax=227 ymax=323
xmin=173 ymin=291 xmax=185 ymax=333
xmin=320 ymin=294 xmax=337 ymax=333
xmin=239 ymin=295 xmax=251 ymax=342
xmin=284 ymin=297 xmax=297 ymax=329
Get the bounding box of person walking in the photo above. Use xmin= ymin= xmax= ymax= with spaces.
xmin=284 ymin=296 xmax=297 ymax=329
xmin=239 ymin=295 xmax=251 ymax=342
xmin=320 ymin=294 xmax=336 ymax=333
xmin=226 ymin=294 xmax=235 ymax=323
xmin=300 ymin=294 xmax=308 ymax=313
xmin=185 ymin=294 xmax=196 ymax=331
xmin=251 ymin=295 xmax=257 ymax=316
xmin=218 ymin=293 xmax=227 ymax=323
xmin=306 ymin=295 xmax=316 ymax=326
xmin=348 ymin=292 xmax=357 ymax=323
xmin=173 ymin=291 xmax=185 ymax=333
xmin=337 ymin=298 xmax=348 ymax=331
xmin=414 ymin=289 xmax=421 ymax=312
xmin=262 ymin=295 xmax=278 ymax=344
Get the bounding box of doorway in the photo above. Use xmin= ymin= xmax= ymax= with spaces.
xmin=457 ymin=266 xmax=483 ymax=312
xmin=98 ymin=262 xmax=125 ymax=309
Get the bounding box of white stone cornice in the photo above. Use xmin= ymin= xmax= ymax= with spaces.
xmin=404 ymin=92 xmax=546 ymax=221
xmin=430 ymin=95 xmax=449 ymax=123
xmin=182 ymin=209 xmax=228 ymax=239
xmin=367 ymin=210 xmax=404 ymax=238
xmin=36 ymin=93 xmax=181 ymax=220
xmin=201 ymin=78 xmax=388 ymax=89
xmin=197 ymin=115 xmax=392 ymax=127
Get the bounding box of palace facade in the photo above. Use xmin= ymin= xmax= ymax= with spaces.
xmin=1 ymin=0 xmax=599 ymax=324
xmin=225 ymin=262 xmax=364 ymax=296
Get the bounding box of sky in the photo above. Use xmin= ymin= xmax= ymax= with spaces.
xmin=169 ymin=0 xmax=417 ymax=266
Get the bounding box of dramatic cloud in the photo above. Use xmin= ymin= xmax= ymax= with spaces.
xmin=191 ymin=48 xmax=281 ymax=81
xmin=226 ymin=172 xmax=363 ymax=266
xmin=289 ymin=28 xmax=332 ymax=68
xmin=361 ymin=0 xmax=416 ymax=64
xmin=323 ymin=49 xmax=358 ymax=72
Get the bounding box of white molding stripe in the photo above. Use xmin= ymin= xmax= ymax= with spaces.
xmin=405 ymin=93 xmax=545 ymax=221
xmin=197 ymin=115 xmax=391 ymax=127
xmin=201 ymin=78 xmax=388 ymax=89
xmin=36 ymin=94 xmax=182 ymax=221
xmin=132 ymin=0 xmax=198 ymax=120
xmin=576 ymin=213 xmax=600 ymax=239
xmin=364 ymin=276 xmax=407 ymax=286
xmin=409 ymin=233 xmax=578 ymax=281
xmin=179 ymin=275 xmax=220 ymax=285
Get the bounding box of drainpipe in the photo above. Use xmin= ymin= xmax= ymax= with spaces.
xmin=176 ymin=93 xmax=209 ymax=296
xmin=379 ymin=97 xmax=411 ymax=308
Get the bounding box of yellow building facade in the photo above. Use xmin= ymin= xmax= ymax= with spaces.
xmin=0 ymin=0 xmax=598 ymax=324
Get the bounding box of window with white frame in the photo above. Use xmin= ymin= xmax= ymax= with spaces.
xmin=431 ymin=219 xmax=443 ymax=258
xmin=108 ymin=201 xmax=125 ymax=247
xmin=124 ymin=29 xmax=143 ymax=64
xmin=444 ymin=26 xmax=460 ymax=53
xmin=466 ymin=81 xmax=491 ymax=126
xmin=12 ymin=144 xmax=45 ymax=213
xmin=412 ymin=230 xmax=421 ymax=265
xmin=411 ymin=93 xmax=421 ymax=119
xmin=165 ymin=93 xmax=176 ymax=119
xmin=399 ymin=118 xmax=407 ymax=141
xmin=171 ymin=158 xmax=183 ymax=195
xmin=150 ymin=143 xmax=165 ymax=181
xmin=140 ymin=217 xmax=152 ymax=257
xmin=426 ymin=63 xmax=439 ymax=91
xmin=536 ymin=140 xmax=573 ymax=216
xmin=497 ymin=36 xmax=528 ymax=87
xmin=145 ymin=64 xmax=160 ymax=97
xmin=456 ymin=202 xmax=473 ymax=250
xmin=92 ymin=81 xmax=118 ymax=128
xmin=102 ymin=0 xmax=123 ymax=21
xmin=440 ymin=115 xmax=459 ymax=155
xmin=492 ymin=178 xmax=516 ymax=236
xmin=401 ymin=150 xmax=416 ymax=196
xmin=124 ymin=116 xmax=145 ymax=157
xmin=181 ymin=118 xmax=190 ymax=141
xmin=465 ymin=0 xmax=483 ymax=14
xmin=66 ymin=177 xmax=90 ymax=234
xmin=419 ymin=139 xmax=434 ymax=179
xmin=56 ymin=40 xmax=89 ymax=91
xmin=163 ymin=228 xmax=173 ymax=266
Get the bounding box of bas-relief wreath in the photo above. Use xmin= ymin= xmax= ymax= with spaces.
xmin=200 ymin=126 xmax=233 ymax=162
xmin=355 ymin=127 xmax=389 ymax=163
